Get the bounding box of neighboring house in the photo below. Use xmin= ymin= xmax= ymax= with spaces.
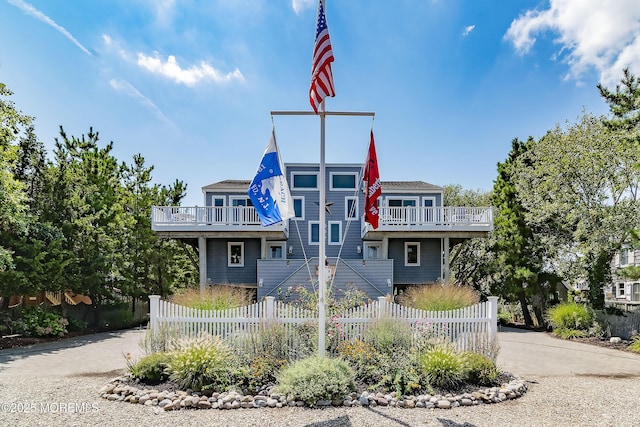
xmin=609 ymin=245 xmax=640 ymax=302
xmin=151 ymin=163 xmax=493 ymax=300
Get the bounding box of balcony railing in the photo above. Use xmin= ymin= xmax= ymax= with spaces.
xmin=362 ymin=206 xmax=493 ymax=234
xmin=151 ymin=206 xmax=287 ymax=234
xmin=151 ymin=205 xmax=492 ymax=234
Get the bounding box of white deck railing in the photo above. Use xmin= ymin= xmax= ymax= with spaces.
xmin=151 ymin=205 xmax=493 ymax=233
xmin=149 ymin=295 xmax=498 ymax=355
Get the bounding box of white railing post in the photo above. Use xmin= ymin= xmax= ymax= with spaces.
xmin=265 ymin=296 xmax=276 ymax=320
xmin=487 ymin=296 xmax=498 ymax=342
xmin=149 ymin=295 xmax=160 ymax=335
xmin=378 ymin=296 xmax=387 ymax=318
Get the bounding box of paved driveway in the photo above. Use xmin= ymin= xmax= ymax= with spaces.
xmin=496 ymin=326 xmax=640 ymax=377
xmin=1 ymin=326 xmax=640 ymax=427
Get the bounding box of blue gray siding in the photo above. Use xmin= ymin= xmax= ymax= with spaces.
xmin=389 ymin=238 xmax=441 ymax=284
xmin=206 ymin=239 xmax=260 ymax=285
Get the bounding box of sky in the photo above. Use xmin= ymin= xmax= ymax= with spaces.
xmin=2 ymin=0 xmax=640 ymax=207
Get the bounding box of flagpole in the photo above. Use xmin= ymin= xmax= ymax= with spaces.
xmin=270 ymin=109 xmax=374 ymax=357
xmin=318 ymin=102 xmax=327 ymax=356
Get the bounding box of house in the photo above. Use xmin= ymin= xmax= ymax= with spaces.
xmin=608 ymin=245 xmax=640 ymax=303
xmin=151 ymin=163 xmax=493 ymax=300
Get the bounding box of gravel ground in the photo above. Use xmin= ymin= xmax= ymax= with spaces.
xmin=1 ymin=328 xmax=640 ymax=427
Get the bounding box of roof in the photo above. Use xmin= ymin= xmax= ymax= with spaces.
xmin=202 ymin=179 xmax=442 ymax=193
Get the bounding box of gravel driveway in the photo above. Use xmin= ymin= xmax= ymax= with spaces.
xmin=1 ymin=326 xmax=640 ymax=427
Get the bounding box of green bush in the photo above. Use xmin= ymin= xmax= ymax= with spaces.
xmin=167 ymin=333 xmax=237 ymax=392
xmin=554 ymin=328 xmax=587 ymax=339
xmin=16 ymin=307 xmax=68 ymax=337
xmin=397 ymin=283 xmax=480 ymax=312
xmin=547 ymin=302 xmax=594 ymax=333
xmin=170 ymin=286 xmax=252 ymax=311
xmin=419 ymin=344 xmax=467 ymax=389
xmin=629 ymin=336 xmax=640 ymax=353
xmin=463 ymin=352 xmax=499 ymax=385
xmin=127 ymin=352 xmax=172 ymax=383
xmin=364 ymin=317 xmax=413 ymax=357
xmin=275 ymin=356 xmax=356 ymax=405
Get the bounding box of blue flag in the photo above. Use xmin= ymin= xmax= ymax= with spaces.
xmin=248 ymin=130 xmax=294 ymax=226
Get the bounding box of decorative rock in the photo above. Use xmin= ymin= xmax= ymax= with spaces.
xmin=437 ymin=400 xmax=451 ymax=409
xmin=461 ymin=399 xmax=473 ymax=406
xmin=610 ymin=337 xmax=622 ymax=343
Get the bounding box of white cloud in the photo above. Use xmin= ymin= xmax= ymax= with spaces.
xmin=462 ymin=25 xmax=475 ymax=37
xmin=504 ymin=0 xmax=640 ymax=86
xmin=7 ymin=0 xmax=92 ymax=56
xmin=109 ymin=79 xmax=174 ymax=126
xmin=136 ymin=53 xmax=245 ymax=86
xmin=292 ymin=0 xmax=315 ymax=15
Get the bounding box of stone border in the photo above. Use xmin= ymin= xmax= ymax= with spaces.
xmin=99 ymin=377 xmax=527 ymax=411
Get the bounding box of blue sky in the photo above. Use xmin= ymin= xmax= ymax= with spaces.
xmin=2 ymin=0 xmax=639 ymax=206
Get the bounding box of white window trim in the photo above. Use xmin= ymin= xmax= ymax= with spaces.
xmin=267 ymin=242 xmax=285 ymax=260
xmin=617 ymin=283 xmax=626 ymax=298
xmin=405 ymin=241 xmax=420 ymax=266
xmin=422 ymin=196 xmax=436 ymax=207
xmin=385 ymin=197 xmax=419 ymax=207
xmin=308 ymin=221 xmax=320 ymax=245
xmin=228 ymin=242 xmax=244 ymax=267
xmin=212 ymin=196 xmax=225 ymax=206
xmin=328 ymin=221 xmax=342 ymax=245
xmin=329 ymin=172 xmax=358 ymax=191
xmin=345 ymin=196 xmax=358 ymax=220
xmin=291 ymin=172 xmax=319 ymax=190
xmin=229 ymin=196 xmax=252 ymax=206
xmin=364 ymin=241 xmax=383 ymax=260
xmin=293 ymin=196 xmax=305 ymax=220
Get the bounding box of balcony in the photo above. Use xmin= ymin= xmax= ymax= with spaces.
xmin=361 ymin=206 xmax=493 ymax=238
xmin=151 ymin=206 xmax=288 ymax=238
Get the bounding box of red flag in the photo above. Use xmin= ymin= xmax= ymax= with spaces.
xmin=363 ymin=131 xmax=382 ymax=229
xmin=309 ymin=0 xmax=335 ymax=113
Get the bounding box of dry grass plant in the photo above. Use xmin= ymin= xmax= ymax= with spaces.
xmin=170 ymin=285 xmax=253 ymax=311
xmin=397 ymin=282 xmax=480 ymax=312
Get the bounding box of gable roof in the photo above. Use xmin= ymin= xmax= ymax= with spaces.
xmin=202 ymin=179 xmax=442 ymax=193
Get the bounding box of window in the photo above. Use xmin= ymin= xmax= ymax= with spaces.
xmin=364 ymin=242 xmax=382 ymax=260
xmin=405 ymin=242 xmax=420 ymax=266
xmin=330 ymin=172 xmax=357 ymax=190
xmin=617 ymin=283 xmax=626 ymax=298
xmin=230 ymin=197 xmax=253 ymax=223
xmin=212 ymin=197 xmax=224 ymax=207
xmin=387 ymin=198 xmax=417 ymax=207
xmin=212 ymin=197 xmax=224 ymax=222
xmin=620 ymin=248 xmax=631 ymax=266
xmin=293 ymin=197 xmax=305 ymax=220
xmin=423 ymin=197 xmax=436 ymax=222
xmin=309 ymin=221 xmax=320 ymax=245
xmin=228 ymin=242 xmax=244 ymax=267
xmin=329 ymin=221 xmax=342 ymax=245
xmin=345 ymin=197 xmax=358 ymax=219
xmin=267 ymin=242 xmax=284 ymax=259
xmin=292 ymin=173 xmax=318 ymax=189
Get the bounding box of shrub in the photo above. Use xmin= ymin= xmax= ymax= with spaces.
xmin=372 ymin=352 xmax=426 ymax=397
xmin=547 ymin=302 xmax=594 ymax=332
xmin=419 ymin=344 xmax=467 ymax=389
xmin=170 ymin=286 xmax=252 ymax=311
xmin=16 ymin=306 xmax=68 ymax=337
xmin=275 ymin=356 xmax=356 ymax=405
xmin=629 ymin=336 xmax=640 ymax=353
xmin=167 ymin=333 xmax=237 ymax=392
xmin=364 ymin=317 xmax=413 ymax=357
xmin=554 ymin=328 xmax=587 ymax=339
xmin=463 ymin=352 xmax=500 ymax=385
xmin=139 ymin=324 xmax=181 ymax=355
xmin=397 ymin=283 xmax=480 ymax=312
xmin=126 ymin=352 xmax=172 ymax=383
xmin=336 ymin=339 xmax=380 ymax=385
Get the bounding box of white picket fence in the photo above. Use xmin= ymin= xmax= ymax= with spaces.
xmin=148 ymin=295 xmax=498 ymax=354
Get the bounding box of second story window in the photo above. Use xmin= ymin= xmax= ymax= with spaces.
xmin=330 ymin=172 xmax=357 ymax=190
xmin=405 ymin=242 xmax=420 ymax=266
xmin=309 ymin=221 xmax=320 ymax=245
xmin=293 ymin=197 xmax=305 ymax=220
xmin=329 ymin=221 xmax=342 ymax=245
xmin=345 ymin=197 xmax=358 ymax=219
xmin=292 ymin=173 xmax=318 ymax=190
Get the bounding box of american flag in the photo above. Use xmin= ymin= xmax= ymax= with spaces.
xmin=309 ymin=0 xmax=335 ymax=114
